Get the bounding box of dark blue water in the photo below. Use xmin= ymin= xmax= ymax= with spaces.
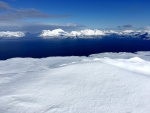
xmin=0 ymin=37 xmax=150 ymax=60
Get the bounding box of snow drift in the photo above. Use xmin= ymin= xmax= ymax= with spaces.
xmin=0 ymin=52 xmax=150 ymax=113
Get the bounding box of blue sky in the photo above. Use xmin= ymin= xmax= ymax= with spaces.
xmin=0 ymin=0 xmax=150 ymax=32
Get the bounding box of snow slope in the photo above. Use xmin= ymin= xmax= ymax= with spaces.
xmin=0 ymin=52 xmax=150 ymax=113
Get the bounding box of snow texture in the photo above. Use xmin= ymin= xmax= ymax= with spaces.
xmin=0 ymin=52 xmax=150 ymax=113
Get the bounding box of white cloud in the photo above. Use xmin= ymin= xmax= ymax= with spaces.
xmin=0 ymin=31 xmax=25 ymax=38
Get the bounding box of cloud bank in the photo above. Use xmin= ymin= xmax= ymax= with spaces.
xmin=0 ymin=1 xmax=78 ymax=32
xmin=0 ymin=8 xmax=71 ymax=21
xmin=0 ymin=1 xmax=13 ymax=11
xmin=0 ymin=1 xmax=70 ymax=21
xmin=118 ymin=24 xmax=133 ymax=29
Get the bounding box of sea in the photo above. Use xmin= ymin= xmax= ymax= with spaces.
xmin=0 ymin=36 xmax=150 ymax=60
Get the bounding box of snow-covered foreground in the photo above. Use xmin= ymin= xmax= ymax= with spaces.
xmin=0 ymin=52 xmax=150 ymax=113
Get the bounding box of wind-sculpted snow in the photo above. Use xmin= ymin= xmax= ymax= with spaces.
xmin=0 ymin=52 xmax=150 ymax=113
xmin=0 ymin=31 xmax=25 ymax=38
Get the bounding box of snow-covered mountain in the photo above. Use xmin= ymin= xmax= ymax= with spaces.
xmin=0 ymin=31 xmax=25 ymax=38
xmin=39 ymin=29 xmax=107 ymax=38
xmin=39 ymin=29 xmax=68 ymax=38
xmin=69 ymin=29 xmax=105 ymax=37
xmin=39 ymin=29 xmax=150 ymax=39
xmin=0 ymin=29 xmax=150 ymax=39
xmin=0 ymin=52 xmax=150 ymax=113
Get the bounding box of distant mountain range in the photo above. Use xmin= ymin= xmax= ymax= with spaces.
xmin=0 ymin=29 xmax=150 ymax=40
